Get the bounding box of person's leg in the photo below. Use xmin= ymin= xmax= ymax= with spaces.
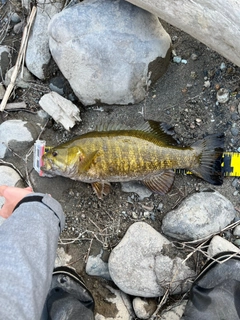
xmin=0 ymin=193 xmax=65 ymax=320
xmin=41 ymin=266 xmax=95 ymax=320
xmin=182 ymin=252 xmax=240 ymax=320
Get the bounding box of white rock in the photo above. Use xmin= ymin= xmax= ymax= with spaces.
xmin=4 ymin=66 xmax=34 ymax=89
xmin=48 ymin=0 xmax=171 ymax=106
xmin=132 ymin=297 xmax=156 ymax=319
xmin=108 ymin=222 xmax=195 ymax=297
xmin=39 ymin=91 xmax=81 ymax=131
xmin=95 ymin=285 xmax=133 ymax=320
xmin=216 ymin=88 xmax=229 ymax=104
xmin=54 ymin=247 xmax=72 ymax=267
xmin=25 ymin=0 xmax=64 ymax=79
xmin=0 ymin=119 xmax=40 ymax=158
xmin=207 ymin=235 xmax=240 ymax=258
xmin=161 ymin=190 xmax=236 ymax=241
xmin=160 ymin=300 xmax=187 ymax=320
xmin=125 ymin=0 xmax=240 ymax=67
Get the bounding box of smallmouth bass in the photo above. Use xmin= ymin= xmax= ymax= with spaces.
xmin=41 ymin=121 xmax=224 ymax=199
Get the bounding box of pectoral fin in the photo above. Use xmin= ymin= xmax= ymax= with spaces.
xmin=91 ymin=181 xmax=111 ymax=200
xmin=143 ymin=170 xmax=175 ymax=195
xmin=78 ymin=150 xmax=98 ymax=173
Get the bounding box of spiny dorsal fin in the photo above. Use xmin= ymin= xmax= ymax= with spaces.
xmin=94 ymin=120 xmax=178 ymax=145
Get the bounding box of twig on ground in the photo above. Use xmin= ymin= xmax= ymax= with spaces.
xmin=0 ymin=4 xmax=37 ymax=111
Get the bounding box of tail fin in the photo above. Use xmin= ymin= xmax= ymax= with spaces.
xmin=190 ymin=134 xmax=224 ymax=185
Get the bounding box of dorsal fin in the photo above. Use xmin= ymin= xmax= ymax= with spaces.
xmin=94 ymin=120 xmax=178 ymax=146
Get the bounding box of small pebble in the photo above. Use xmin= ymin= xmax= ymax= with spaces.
xmin=11 ymin=12 xmax=21 ymax=24
xmin=216 ymin=88 xmax=229 ymax=104
xmin=173 ymin=56 xmax=182 ymax=64
xmin=204 ymin=80 xmax=211 ymax=88
xmin=220 ymin=62 xmax=226 ymax=71
xmin=231 ymin=126 xmax=239 ymax=136
xmin=234 ymin=239 xmax=240 ymax=247
xmin=231 ymin=113 xmax=240 ymax=121
xmin=181 ymin=59 xmax=188 ymax=64
xmin=132 ymin=212 xmax=138 ymax=219
xmin=190 ymin=71 xmax=197 ymax=79
xmin=233 ymin=225 xmax=240 ymax=237
xmin=191 ymin=53 xmax=198 ymax=61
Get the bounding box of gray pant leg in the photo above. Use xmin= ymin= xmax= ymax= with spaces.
xmin=0 ymin=194 xmax=65 ymax=320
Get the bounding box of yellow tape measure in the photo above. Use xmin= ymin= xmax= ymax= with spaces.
xmin=175 ymin=152 xmax=240 ymax=177
xmin=221 ymin=152 xmax=240 ymax=177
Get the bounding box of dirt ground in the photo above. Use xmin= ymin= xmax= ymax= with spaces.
xmin=1 ymin=1 xmax=240 ymax=318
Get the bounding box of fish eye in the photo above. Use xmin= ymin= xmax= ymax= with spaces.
xmin=52 ymin=150 xmax=58 ymax=157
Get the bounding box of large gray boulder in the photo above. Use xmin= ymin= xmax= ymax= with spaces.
xmin=48 ymin=0 xmax=171 ymax=106
xmin=126 ymin=0 xmax=240 ymax=67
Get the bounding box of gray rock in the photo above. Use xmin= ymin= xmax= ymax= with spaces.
xmin=25 ymin=0 xmax=64 ymax=79
xmin=48 ymin=0 xmax=171 ymax=106
xmin=86 ymin=250 xmax=111 ymax=280
xmin=0 ymin=45 xmax=10 ymax=82
xmin=121 ymin=181 xmax=152 ymax=200
xmin=11 ymin=12 xmax=21 ymax=24
xmin=233 ymin=225 xmax=240 ymax=237
xmin=132 ymin=297 xmax=156 ymax=319
xmin=207 ymin=235 xmax=240 ymax=258
xmin=0 ymin=83 xmax=5 ymax=99
xmin=0 ymin=119 xmax=41 ymax=158
xmin=108 ymin=222 xmax=195 ymax=297
xmin=161 ymin=190 xmax=236 ymax=241
xmin=4 ymin=66 xmax=34 ymax=89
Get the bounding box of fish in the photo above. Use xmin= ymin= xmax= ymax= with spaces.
xmin=41 ymin=121 xmax=224 ymax=199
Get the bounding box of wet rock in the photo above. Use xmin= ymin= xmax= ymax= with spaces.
xmin=95 ymin=285 xmax=133 ymax=320
xmin=132 ymin=297 xmax=156 ymax=319
xmin=25 ymin=0 xmax=64 ymax=79
xmin=86 ymin=250 xmax=111 ymax=280
xmin=121 ymin=181 xmax=152 ymax=200
xmin=161 ymin=190 xmax=236 ymax=241
xmin=207 ymin=235 xmax=240 ymax=258
xmin=48 ymin=0 xmax=171 ymax=106
xmin=0 ymin=119 xmax=41 ymax=158
xmin=0 ymin=45 xmax=10 ymax=82
xmin=4 ymin=66 xmax=34 ymax=89
xmin=108 ymin=222 xmax=195 ymax=297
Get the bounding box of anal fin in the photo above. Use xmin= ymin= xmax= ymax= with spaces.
xmin=91 ymin=181 xmax=111 ymax=200
xmin=143 ymin=170 xmax=175 ymax=195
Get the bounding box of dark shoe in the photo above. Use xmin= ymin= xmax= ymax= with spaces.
xmin=182 ymin=251 xmax=240 ymax=320
xmin=41 ymin=266 xmax=95 ymax=320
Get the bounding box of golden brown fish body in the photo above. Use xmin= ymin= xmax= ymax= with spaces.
xmin=42 ymin=121 xmax=224 ymax=198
